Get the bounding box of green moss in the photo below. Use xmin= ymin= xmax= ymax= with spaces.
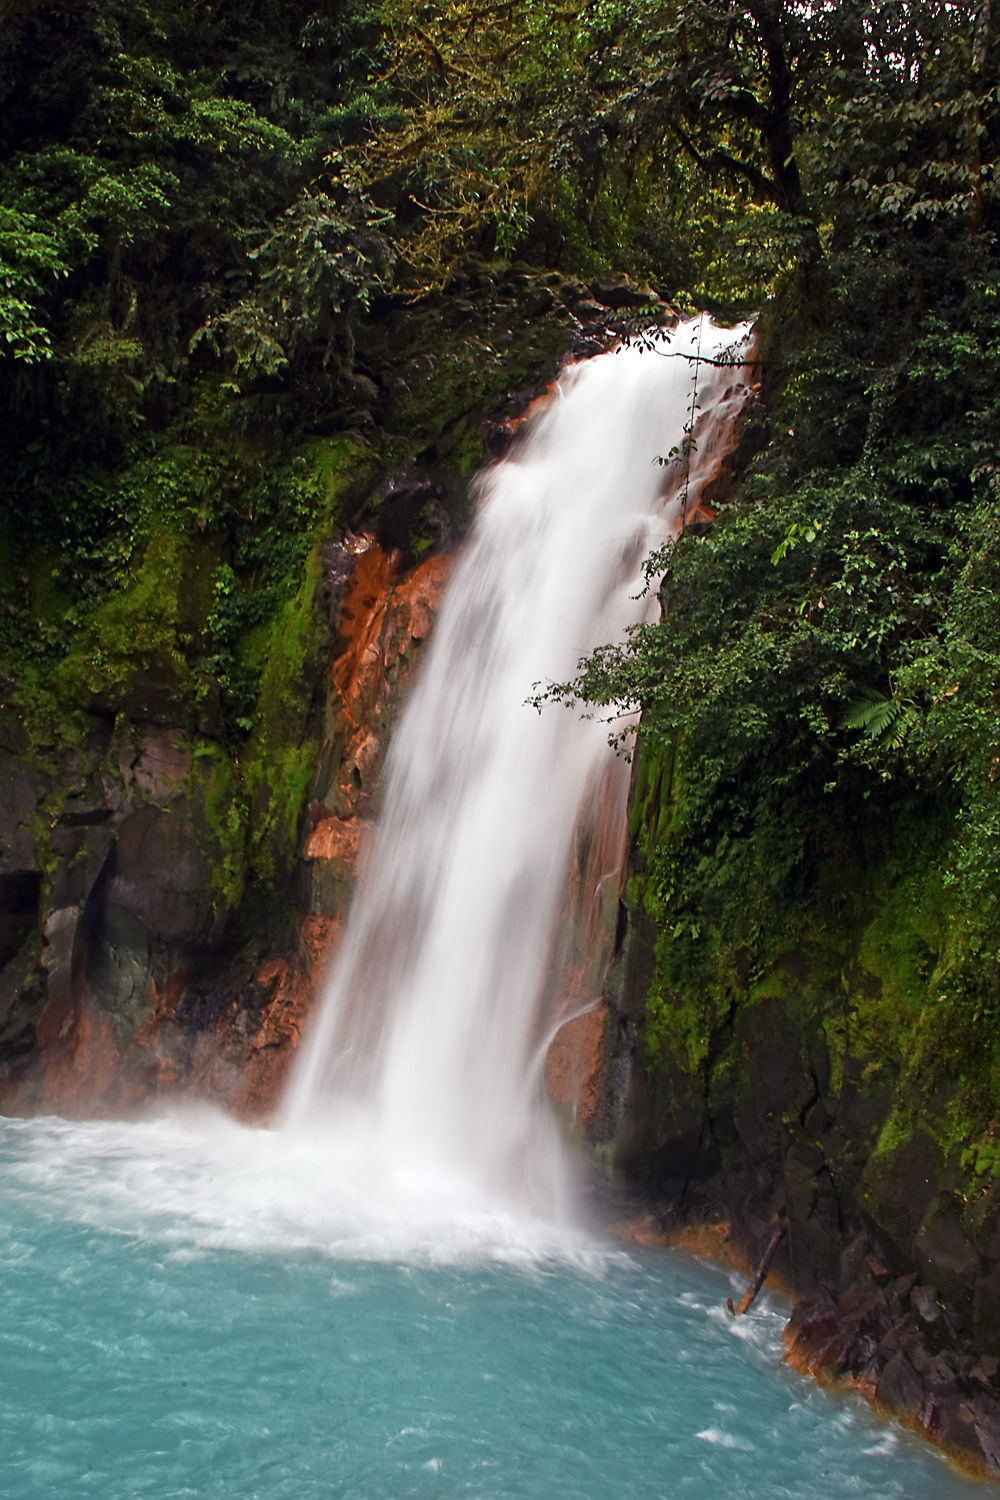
xmin=821 ymin=1010 xmax=849 ymax=1100
xmin=9 ymin=425 xmax=375 ymax=959
xmin=872 ymin=1106 xmax=920 ymax=1163
xmin=191 ymin=742 xmax=248 ymax=922
xmin=297 ymin=435 xmax=366 ymax=511
xmin=857 ymin=864 xmax=948 ymax=1025
xmin=51 ymin=529 xmax=194 ymax=717
xmin=455 ymin=428 xmax=485 ymax=480
xmin=961 ymin=1133 xmax=1000 ymax=1181
xmin=628 ymin=740 xmax=683 ymax=866
xmin=0 ymin=513 xmax=10 ymax=595
xmin=234 ymin=437 xmax=363 ymax=904
xmin=630 ymin=743 xmax=705 ymax=1072
xmin=628 ymin=732 xmax=1000 ymax=1203
xmin=644 ymin=986 xmax=713 ymax=1076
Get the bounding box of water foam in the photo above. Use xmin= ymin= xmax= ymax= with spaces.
xmin=0 ymin=1111 xmax=621 ymax=1270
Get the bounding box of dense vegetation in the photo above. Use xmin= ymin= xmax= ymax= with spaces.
xmin=3 ymin=1 xmax=1000 ymax=1178
xmin=534 ymin=3 xmax=1000 ymax=1181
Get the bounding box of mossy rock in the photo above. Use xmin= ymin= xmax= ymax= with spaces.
xmin=52 ymin=530 xmax=198 ymax=723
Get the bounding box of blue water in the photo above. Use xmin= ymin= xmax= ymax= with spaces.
xmin=0 ymin=1114 xmax=976 ymax=1499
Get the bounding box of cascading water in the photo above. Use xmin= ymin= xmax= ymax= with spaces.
xmin=284 ymin=316 xmax=755 ymax=1213
xmin=0 ymin=317 xmax=979 ymax=1500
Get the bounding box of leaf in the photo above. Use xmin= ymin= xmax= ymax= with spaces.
xmin=842 ymin=688 xmax=914 ymax=751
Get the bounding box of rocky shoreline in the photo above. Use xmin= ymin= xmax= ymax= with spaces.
xmin=613 ymin=1209 xmax=1000 ymax=1480
xmin=784 ymin=1267 xmax=1000 ymax=1479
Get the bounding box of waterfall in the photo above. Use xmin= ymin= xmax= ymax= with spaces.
xmin=284 ymin=317 xmax=754 ymax=1214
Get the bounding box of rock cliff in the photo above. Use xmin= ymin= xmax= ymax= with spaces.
xmin=0 ymin=267 xmax=666 ymax=1114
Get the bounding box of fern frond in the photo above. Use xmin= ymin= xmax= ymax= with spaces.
xmin=842 ymin=687 xmax=914 ymax=748
xmin=842 ymin=688 xmax=899 ymax=736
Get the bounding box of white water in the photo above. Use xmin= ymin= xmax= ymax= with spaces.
xmin=285 ymin=318 xmax=754 ymax=1216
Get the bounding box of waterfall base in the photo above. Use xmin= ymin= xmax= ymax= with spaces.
xmin=0 ymin=1109 xmax=974 ymax=1499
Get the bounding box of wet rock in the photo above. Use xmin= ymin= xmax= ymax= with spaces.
xmin=367 ymin=471 xmax=447 ymax=556
xmin=522 ymin=285 xmax=555 ymax=318
xmin=0 ymin=755 xmax=46 ymax=1008
xmin=480 ymin=414 xmax=519 ymax=457
xmin=783 ymin=1287 xmax=841 ymax=1373
xmin=343 ymin=371 xmax=379 ymax=405
xmin=317 ymin=532 xmax=371 ymax=628
xmin=0 ymin=869 xmax=41 ymax=972
xmin=911 ymin=1282 xmax=943 ymax=1328
xmin=572 ymin=299 xmax=613 ymax=325
xmin=781 ymin=1266 xmax=1000 ymax=1478
xmin=839 ymin=1230 xmax=877 ymax=1288
xmin=885 ymin=1270 xmax=920 ymax=1318
xmin=570 ymin=331 xmax=607 ymax=359
xmin=914 ymin=1191 xmax=977 ymax=1330
xmin=558 ymin=279 xmax=592 ymax=308
xmin=124 ymin=728 xmax=192 ymax=805
xmin=104 ymin=806 xmax=212 ymax=943
xmin=939 ymin=1395 xmax=1000 ymax=1476
xmin=876 ymin=1346 xmax=927 ymax=1415
xmin=784 ymin=1282 xmax=894 ymax=1381
xmin=731 ymin=995 xmax=818 ymax=1163
xmin=49 ymin=819 xmax=114 ymax=912
xmin=965 ymin=1181 xmax=1000 ymax=1351
xmin=861 ymin=1128 xmax=946 ymax=1263
xmin=783 ymin=1142 xmax=843 ymax=1290
xmin=836 ymin=1285 xmax=895 ymax=1374
xmin=547 ymin=1002 xmax=613 ymax=1138
xmin=588 ymin=276 xmax=657 ymax=311
xmin=971 ymin=1355 xmax=1000 ymax=1390
xmin=84 ymin=897 xmax=157 ymax=1038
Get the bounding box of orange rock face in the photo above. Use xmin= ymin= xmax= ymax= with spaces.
xmin=541 ymin=752 xmax=633 ymax=1142
xmin=546 ymin=1001 xmax=613 ymax=1134
xmin=304 ymin=817 xmax=366 ymax=864
xmin=3 ymin=537 xmax=450 ymax=1124
xmin=9 ymin=994 xmax=123 ymax=1118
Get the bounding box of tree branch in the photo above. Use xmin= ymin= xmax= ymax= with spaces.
xmin=671 ymin=119 xmax=779 ymax=205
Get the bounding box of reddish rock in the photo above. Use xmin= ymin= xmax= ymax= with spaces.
xmin=128 ymin=729 xmax=192 ymax=802
xmin=304 ymin=815 xmax=368 ymax=864
xmin=5 ymin=993 xmax=122 ymax=1118
xmin=330 ymin=538 xmax=450 ymax=741
xmin=541 ymin=753 xmax=634 ymax=1144
xmin=784 ymin=1283 xmax=893 ymax=1381
xmin=546 ymin=1001 xmax=611 ymax=1135
xmin=299 ymin=913 xmax=341 ymax=974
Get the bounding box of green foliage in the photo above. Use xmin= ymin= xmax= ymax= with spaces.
xmin=841 ymin=687 xmax=917 ymax=751
xmin=0 ymin=0 xmax=385 ymax=424
xmin=771 ymin=517 xmax=822 ymax=566
xmin=525 ymin=1 xmax=1000 ymax=1182
xmin=0 ymin=0 xmax=394 ymax=743
xmin=51 ymin=529 xmax=193 ymax=715
xmin=0 ymin=206 xmax=68 ymax=360
xmin=193 ymin=183 xmax=394 ymax=382
xmin=334 ymin=0 xmax=801 ymax=301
